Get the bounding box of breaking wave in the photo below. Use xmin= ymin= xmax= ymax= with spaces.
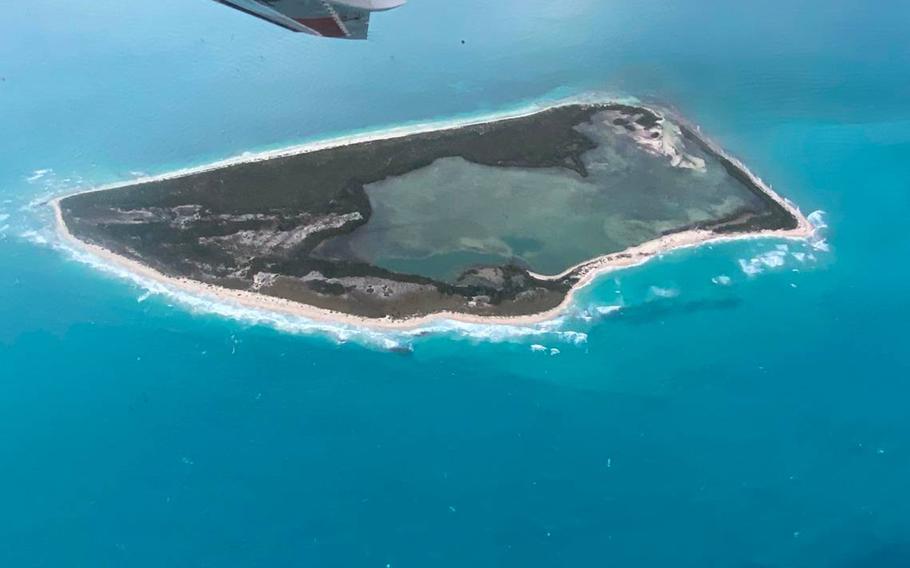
xmin=529 ymin=344 xmax=561 ymax=356
xmin=737 ymin=217 xmax=830 ymax=277
xmin=807 ymin=209 xmax=827 ymax=230
xmin=25 ymin=168 xmax=53 ymax=183
xmin=19 ymin=229 xmax=49 ymax=246
xmin=649 ymin=285 xmax=680 ymax=298
xmin=807 ymin=209 xmax=830 ymax=252
xmin=738 ymin=248 xmax=788 ymax=276
xmin=25 ymin=219 xmax=592 ymax=352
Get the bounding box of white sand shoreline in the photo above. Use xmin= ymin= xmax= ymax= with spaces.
xmin=49 ymin=97 xmax=816 ymax=331
xmin=59 ymin=93 xmax=632 ymax=201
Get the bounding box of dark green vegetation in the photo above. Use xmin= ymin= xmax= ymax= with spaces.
xmin=677 ymin=126 xmax=798 ymax=234
xmin=59 ymin=104 xmax=798 ymax=319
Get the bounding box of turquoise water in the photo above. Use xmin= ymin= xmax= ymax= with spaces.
xmin=1 ymin=0 xmax=909 ymax=566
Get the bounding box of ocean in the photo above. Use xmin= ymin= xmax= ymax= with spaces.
xmin=1 ymin=0 xmax=909 ymax=566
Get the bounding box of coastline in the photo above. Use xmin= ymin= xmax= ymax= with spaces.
xmin=50 ymin=98 xmax=816 ymax=331
xmin=51 ymin=205 xmax=813 ymax=332
xmin=56 ymin=93 xmax=627 ymax=202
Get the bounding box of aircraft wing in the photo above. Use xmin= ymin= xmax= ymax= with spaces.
xmin=213 ymin=0 xmax=405 ymax=39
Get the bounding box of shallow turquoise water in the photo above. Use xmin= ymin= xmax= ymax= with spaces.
xmin=1 ymin=1 xmax=909 ymax=566
xmin=323 ymin=116 xmax=763 ymax=280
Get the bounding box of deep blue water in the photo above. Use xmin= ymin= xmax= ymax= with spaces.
xmin=2 ymin=1 xmax=909 ymax=566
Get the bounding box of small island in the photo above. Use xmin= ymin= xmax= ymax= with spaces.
xmin=54 ymin=101 xmax=812 ymax=327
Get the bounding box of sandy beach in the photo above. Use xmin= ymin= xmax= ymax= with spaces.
xmin=50 ymin=98 xmax=816 ymax=331
xmin=58 ymin=93 xmax=626 ymax=202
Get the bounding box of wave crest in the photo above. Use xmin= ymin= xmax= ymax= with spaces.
xmin=33 ymin=224 xmax=592 ymax=351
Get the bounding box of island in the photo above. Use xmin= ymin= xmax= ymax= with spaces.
xmin=53 ymin=101 xmax=813 ymax=327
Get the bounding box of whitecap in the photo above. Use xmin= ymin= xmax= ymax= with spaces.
xmin=406 ymin=316 xmax=587 ymax=347
xmin=809 ymin=238 xmax=830 ymax=252
xmin=25 ymin=168 xmax=52 ymax=183
xmin=649 ymin=285 xmax=679 ymax=298
xmin=805 ymin=210 xmax=831 ymax=252
xmin=530 ymin=344 xmax=547 ymax=352
xmin=738 ymin=249 xmax=787 ymax=276
xmin=711 ymin=275 xmax=732 ymax=286
xmin=48 ymin=233 xmax=406 ymax=349
xmin=19 ymin=229 xmax=48 ymax=245
xmin=560 ymin=331 xmax=588 ymax=345
xmin=23 ymin=192 xmax=60 ymax=211
xmin=807 ymin=210 xmax=827 ymax=230
xmin=595 ymin=305 xmax=621 ymax=316
xmin=49 ymin=228 xmax=595 ymax=350
xmin=549 ymin=348 xmax=561 ymax=356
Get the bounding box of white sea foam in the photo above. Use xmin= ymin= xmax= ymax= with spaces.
xmin=37 ymin=229 xmax=405 ymax=349
xmin=37 ymin=221 xmax=594 ymax=351
xmin=530 ymin=344 xmax=547 ymax=352
xmin=579 ymin=304 xmax=621 ymax=321
xmin=712 ymin=275 xmax=732 ymax=286
xmin=405 ymin=316 xmax=588 ymax=346
xmin=549 ymin=348 xmax=561 ymax=356
xmin=24 ymin=191 xmax=66 ymax=212
xmin=806 ymin=209 xmax=830 ymax=252
xmin=560 ymin=331 xmax=588 ymax=345
xmin=19 ymin=229 xmax=49 ymax=245
xmin=595 ymin=305 xmax=621 ymax=316
xmin=807 ymin=210 xmax=827 ymax=230
xmin=649 ymin=285 xmax=679 ymax=298
xmin=20 ymin=170 xmax=89 ymax=213
xmin=809 ymin=238 xmax=830 ymax=252
xmin=738 ymin=249 xmax=788 ymax=276
xmin=25 ymin=168 xmax=52 ymax=183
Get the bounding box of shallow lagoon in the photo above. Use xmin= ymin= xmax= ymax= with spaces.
xmin=322 ymin=111 xmax=767 ymax=281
